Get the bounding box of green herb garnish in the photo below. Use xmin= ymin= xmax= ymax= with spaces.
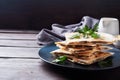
xmin=92 ymin=23 xmax=98 ymax=32
xmin=98 ymin=58 xmax=112 ymax=68
xmin=52 ymin=56 xmax=67 ymax=64
xmin=91 ymin=33 xmax=100 ymax=39
xmin=77 ymin=24 xmax=99 ymax=39
xmin=70 ymin=33 xmax=80 ymax=39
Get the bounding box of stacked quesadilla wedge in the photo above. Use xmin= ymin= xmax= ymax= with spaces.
xmin=51 ymin=32 xmax=115 ymax=65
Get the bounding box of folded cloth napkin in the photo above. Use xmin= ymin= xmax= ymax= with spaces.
xmin=37 ymin=16 xmax=99 ymax=45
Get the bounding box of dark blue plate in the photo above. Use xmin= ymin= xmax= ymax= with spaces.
xmin=39 ymin=43 xmax=120 ymax=70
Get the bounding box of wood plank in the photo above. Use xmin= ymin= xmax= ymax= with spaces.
xmin=0 ymin=40 xmax=40 ymax=48
xmin=0 ymin=47 xmax=40 ymax=58
xmin=0 ymin=30 xmax=39 ymax=34
xmin=0 ymin=33 xmax=38 ymax=40
xmin=0 ymin=59 xmax=62 ymax=80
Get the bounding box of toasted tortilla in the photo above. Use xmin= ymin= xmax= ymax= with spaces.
xmin=65 ymin=32 xmax=115 ymax=42
xmin=51 ymin=49 xmax=113 ymax=65
xmin=55 ymin=40 xmax=112 ymax=49
xmin=51 ymin=32 xmax=114 ymax=65
xmin=67 ymin=51 xmax=113 ymax=65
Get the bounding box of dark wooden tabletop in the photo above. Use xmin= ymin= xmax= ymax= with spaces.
xmin=0 ymin=30 xmax=120 ymax=80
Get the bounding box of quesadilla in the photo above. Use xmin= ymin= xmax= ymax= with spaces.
xmin=51 ymin=32 xmax=114 ymax=65
xmin=51 ymin=49 xmax=113 ymax=65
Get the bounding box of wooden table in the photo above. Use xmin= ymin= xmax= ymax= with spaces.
xmin=0 ymin=30 xmax=120 ymax=80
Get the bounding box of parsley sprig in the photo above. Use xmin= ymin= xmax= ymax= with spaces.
xmin=77 ymin=24 xmax=99 ymax=39
xmin=98 ymin=58 xmax=112 ymax=68
xmin=52 ymin=56 xmax=67 ymax=64
xmin=70 ymin=33 xmax=80 ymax=39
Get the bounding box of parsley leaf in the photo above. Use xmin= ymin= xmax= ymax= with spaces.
xmin=98 ymin=58 xmax=112 ymax=68
xmin=92 ymin=23 xmax=98 ymax=32
xmin=77 ymin=24 xmax=99 ymax=39
xmin=52 ymin=56 xmax=67 ymax=64
xmin=91 ymin=33 xmax=100 ymax=39
xmin=70 ymin=33 xmax=80 ymax=39
xmin=83 ymin=25 xmax=90 ymax=32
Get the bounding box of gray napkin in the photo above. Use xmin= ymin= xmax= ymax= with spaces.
xmin=37 ymin=16 xmax=99 ymax=45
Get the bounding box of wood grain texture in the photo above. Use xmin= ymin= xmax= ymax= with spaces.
xmin=0 ymin=33 xmax=37 ymax=40
xmin=0 ymin=47 xmax=40 ymax=58
xmin=0 ymin=40 xmax=39 ymax=48
xmin=0 ymin=30 xmax=39 ymax=34
xmin=0 ymin=30 xmax=64 ymax=80
xmin=0 ymin=30 xmax=41 ymax=58
xmin=0 ymin=30 xmax=65 ymax=80
xmin=0 ymin=59 xmax=64 ymax=80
